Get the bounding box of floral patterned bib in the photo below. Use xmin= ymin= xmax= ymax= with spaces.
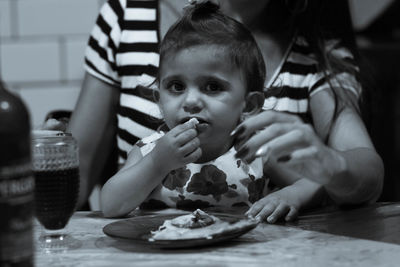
xmin=137 ymin=132 xmax=271 ymax=210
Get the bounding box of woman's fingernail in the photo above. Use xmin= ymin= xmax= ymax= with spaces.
xmin=230 ymin=126 xmax=245 ymax=137
xmin=246 ymin=156 xmax=256 ymax=164
xmin=234 ymin=136 xmax=244 ymax=147
xmin=235 ymin=147 xmax=249 ymax=159
xmin=267 ymin=216 xmax=275 ymax=223
xmin=255 ymin=146 xmax=268 ymax=157
xmin=277 ymin=155 xmax=291 ymax=162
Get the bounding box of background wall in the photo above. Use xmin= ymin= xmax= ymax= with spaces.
xmin=0 ymin=0 xmax=105 ymax=127
xmin=0 ymin=0 xmax=394 ymax=128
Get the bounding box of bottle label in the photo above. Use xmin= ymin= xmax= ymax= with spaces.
xmin=0 ymin=161 xmax=34 ymax=264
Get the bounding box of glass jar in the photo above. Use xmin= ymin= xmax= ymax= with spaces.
xmin=31 ymin=130 xmax=81 ymax=250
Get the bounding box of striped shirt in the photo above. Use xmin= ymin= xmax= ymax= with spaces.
xmin=84 ymin=0 xmax=361 ymax=165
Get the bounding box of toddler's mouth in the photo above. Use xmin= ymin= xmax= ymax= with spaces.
xmin=180 ymin=117 xmax=207 ymax=124
xmin=180 ymin=117 xmax=209 ymax=132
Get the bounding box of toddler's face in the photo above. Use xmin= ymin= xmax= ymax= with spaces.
xmin=158 ymin=45 xmax=247 ymax=161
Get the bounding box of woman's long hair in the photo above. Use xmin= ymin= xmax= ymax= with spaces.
xmin=266 ymin=0 xmax=370 ymax=138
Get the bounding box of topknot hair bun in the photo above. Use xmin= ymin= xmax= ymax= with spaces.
xmin=184 ymin=0 xmax=220 ymax=17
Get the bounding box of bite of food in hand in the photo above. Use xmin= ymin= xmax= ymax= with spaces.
xmin=188 ymin=117 xmax=199 ymax=127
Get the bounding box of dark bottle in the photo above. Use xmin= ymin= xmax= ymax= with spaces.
xmin=0 ymin=81 xmax=34 ymax=266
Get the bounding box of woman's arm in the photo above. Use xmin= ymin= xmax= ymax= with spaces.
xmin=232 ymin=90 xmax=383 ymax=206
xmin=310 ymin=89 xmax=384 ymax=204
xmin=68 ymin=73 xmax=120 ymax=209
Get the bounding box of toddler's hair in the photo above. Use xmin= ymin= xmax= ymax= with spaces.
xmin=158 ymin=1 xmax=266 ymax=93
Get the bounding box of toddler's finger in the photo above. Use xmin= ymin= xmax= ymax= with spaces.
xmin=254 ymin=202 xmax=276 ymax=222
xmin=267 ymin=203 xmax=289 ymax=224
xmin=180 ymin=137 xmax=200 ymax=155
xmin=285 ymin=207 xmax=299 ymax=222
xmin=245 ymin=201 xmax=264 ymax=217
xmin=171 ymin=118 xmax=199 ymax=135
xmin=183 ymin=147 xmax=202 ymax=164
xmin=175 ymin=129 xmax=198 ymax=146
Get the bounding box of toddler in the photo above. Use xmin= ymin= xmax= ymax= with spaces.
xmin=101 ymin=1 xmax=279 ymax=218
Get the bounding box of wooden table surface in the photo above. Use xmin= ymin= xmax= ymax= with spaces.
xmin=34 ymin=202 xmax=400 ymax=267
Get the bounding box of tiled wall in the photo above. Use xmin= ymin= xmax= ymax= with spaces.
xmin=0 ymin=0 xmax=105 ymax=127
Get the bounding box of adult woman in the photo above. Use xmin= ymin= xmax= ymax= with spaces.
xmin=65 ymin=0 xmax=383 ymax=219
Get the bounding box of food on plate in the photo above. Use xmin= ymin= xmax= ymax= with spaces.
xmin=170 ymin=209 xmax=218 ymax=229
xmin=149 ymin=209 xmax=258 ymax=241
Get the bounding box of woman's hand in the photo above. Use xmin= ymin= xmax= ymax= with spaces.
xmin=246 ymin=186 xmax=300 ymax=223
xmin=151 ymin=120 xmax=202 ymax=173
xmin=232 ymin=110 xmax=346 ymax=185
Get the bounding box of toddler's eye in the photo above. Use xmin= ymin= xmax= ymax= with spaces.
xmin=167 ymin=82 xmax=185 ymax=93
xmin=205 ymin=82 xmax=223 ymax=93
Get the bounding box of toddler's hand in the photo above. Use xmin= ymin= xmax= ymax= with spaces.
xmin=246 ymin=187 xmax=300 ymax=223
xmin=151 ymin=119 xmax=201 ymax=173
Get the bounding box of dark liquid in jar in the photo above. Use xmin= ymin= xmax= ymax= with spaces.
xmin=34 ymin=167 xmax=79 ymax=230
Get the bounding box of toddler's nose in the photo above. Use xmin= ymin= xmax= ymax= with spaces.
xmin=183 ymin=89 xmax=203 ymax=113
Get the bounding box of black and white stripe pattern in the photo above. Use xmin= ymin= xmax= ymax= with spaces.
xmin=264 ymin=37 xmax=361 ymax=124
xmin=84 ymin=0 xmax=361 ymax=164
xmin=85 ymin=0 xmax=161 ymax=163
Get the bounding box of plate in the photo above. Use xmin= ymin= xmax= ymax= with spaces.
xmin=103 ymin=212 xmax=259 ymax=249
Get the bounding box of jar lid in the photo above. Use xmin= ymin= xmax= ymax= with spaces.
xmin=31 ymin=130 xmax=71 ymax=139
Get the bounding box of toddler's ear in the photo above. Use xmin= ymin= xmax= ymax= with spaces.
xmin=242 ymin=92 xmax=264 ymax=117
